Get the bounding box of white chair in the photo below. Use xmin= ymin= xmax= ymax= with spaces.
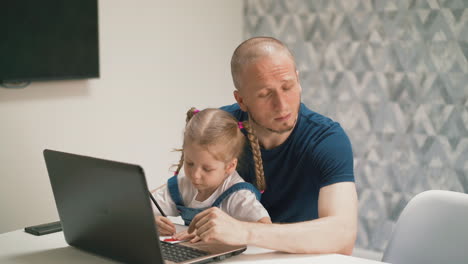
xmin=382 ymin=190 xmax=468 ymax=264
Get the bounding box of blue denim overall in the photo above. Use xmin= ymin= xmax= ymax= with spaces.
xmin=167 ymin=175 xmax=261 ymax=226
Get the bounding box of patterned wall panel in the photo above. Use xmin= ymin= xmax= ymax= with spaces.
xmin=244 ymin=0 xmax=468 ymax=252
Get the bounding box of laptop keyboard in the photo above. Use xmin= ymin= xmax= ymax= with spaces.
xmin=160 ymin=241 xmax=209 ymax=263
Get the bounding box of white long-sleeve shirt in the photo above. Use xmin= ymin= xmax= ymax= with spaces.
xmin=151 ymin=170 xmax=269 ymax=222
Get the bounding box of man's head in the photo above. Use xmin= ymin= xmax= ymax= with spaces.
xmin=231 ymin=37 xmax=301 ymax=136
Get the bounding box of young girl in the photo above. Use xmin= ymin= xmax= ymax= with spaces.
xmin=151 ymin=107 xmax=270 ymax=237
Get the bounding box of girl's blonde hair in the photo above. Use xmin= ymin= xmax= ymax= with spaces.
xmin=174 ymin=107 xmax=266 ymax=191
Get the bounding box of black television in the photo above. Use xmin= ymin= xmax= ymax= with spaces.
xmin=0 ymin=0 xmax=99 ymax=83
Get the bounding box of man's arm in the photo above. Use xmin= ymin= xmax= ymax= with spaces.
xmin=188 ymin=181 xmax=357 ymax=254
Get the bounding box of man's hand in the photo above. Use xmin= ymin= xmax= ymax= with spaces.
xmin=156 ymin=216 xmax=176 ymax=236
xmin=172 ymin=230 xmax=201 ymax=243
xmin=188 ymin=207 xmax=249 ymax=245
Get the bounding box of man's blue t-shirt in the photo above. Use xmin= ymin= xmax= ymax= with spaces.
xmin=221 ymin=103 xmax=354 ymax=223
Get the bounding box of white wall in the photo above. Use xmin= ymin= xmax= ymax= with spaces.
xmin=0 ymin=0 xmax=243 ymax=234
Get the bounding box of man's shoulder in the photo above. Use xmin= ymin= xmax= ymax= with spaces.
xmin=299 ymin=103 xmax=336 ymax=126
xmin=299 ymin=103 xmax=344 ymax=132
xmin=220 ymin=103 xmax=248 ymax=121
xmin=220 ymin=103 xmax=240 ymax=112
xmin=295 ymin=104 xmax=350 ymax=147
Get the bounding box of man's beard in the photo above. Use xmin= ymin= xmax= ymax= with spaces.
xmin=247 ymin=107 xmax=298 ymax=135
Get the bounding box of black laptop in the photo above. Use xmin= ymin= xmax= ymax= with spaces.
xmin=43 ymin=149 xmax=246 ymax=264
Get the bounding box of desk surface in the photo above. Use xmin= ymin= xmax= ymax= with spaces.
xmin=0 ymin=230 xmax=386 ymax=264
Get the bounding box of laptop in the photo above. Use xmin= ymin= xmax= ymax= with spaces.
xmin=43 ymin=149 xmax=246 ymax=264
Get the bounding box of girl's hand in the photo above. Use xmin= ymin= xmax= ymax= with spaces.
xmin=173 ymin=230 xmax=201 ymax=243
xmin=156 ymin=216 xmax=176 ymax=236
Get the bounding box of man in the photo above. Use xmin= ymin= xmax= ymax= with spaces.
xmin=188 ymin=37 xmax=358 ymax=254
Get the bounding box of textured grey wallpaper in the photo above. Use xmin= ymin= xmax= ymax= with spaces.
xmin=244 ymin=0 xmax=468 ymax=252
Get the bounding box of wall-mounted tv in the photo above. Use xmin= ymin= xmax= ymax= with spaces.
xmin=0 ymin=0 xmax=99 ymax=83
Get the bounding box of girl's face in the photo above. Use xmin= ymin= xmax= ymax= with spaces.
xmin=183 ymin=143 xmax=237 ymax=194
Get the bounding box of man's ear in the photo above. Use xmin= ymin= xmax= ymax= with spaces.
xmin=234 ymin=90 xmax=248 ymax=112
xmin=296 ymin=70 xmax=302 ymax=92
xmin=225 ymin=158 xmax=238 ymax=175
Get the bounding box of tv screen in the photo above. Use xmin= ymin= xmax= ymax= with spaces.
xmin=0 ymin=0 xmax=99 ymax=83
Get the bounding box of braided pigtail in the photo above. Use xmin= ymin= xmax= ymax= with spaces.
xmin=242 ymin=121 xmax=266 ymax=191
xmin=186 ymin=107 xmax=199 ymax=123
xmin=174 ymin=151 xmax=184 ymax=175
xmin=174 ymin=107 xmax=199 ymax=175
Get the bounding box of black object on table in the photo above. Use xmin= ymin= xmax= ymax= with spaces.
xmin=24 ymin=221 xmax=62 ymax=236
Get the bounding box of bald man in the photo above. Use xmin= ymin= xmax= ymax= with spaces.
xmin=188 ymin=37 xmax=358 ymax=255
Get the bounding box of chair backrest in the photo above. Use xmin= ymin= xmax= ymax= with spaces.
xmin=382 ymin=190 xmax=468 ymax=264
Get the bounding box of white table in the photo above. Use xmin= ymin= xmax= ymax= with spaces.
xmin=0 ymin=230 xmax=387 ymax=263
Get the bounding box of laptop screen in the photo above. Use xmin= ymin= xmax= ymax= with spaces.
xmin=43 ymin=149 xmax=246 ymax=264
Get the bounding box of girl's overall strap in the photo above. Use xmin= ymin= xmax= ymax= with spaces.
xmin=167 ymin=175 xmax=184 ymax=206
